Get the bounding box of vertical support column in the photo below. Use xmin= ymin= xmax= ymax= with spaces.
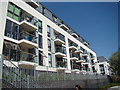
xmin=65 ymin=37 xmax=71 ymax=70
xmin=42 ymin=22 xmax=48 ymax=66
xmin=51 ymin=28 xmax=56 ymax=67
xmin=0 ymin=1 xmax=8 ymax=90
xmin=35 ymin=26 xmax=39 ymax=64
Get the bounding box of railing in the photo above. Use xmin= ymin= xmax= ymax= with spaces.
xmin=55 ymin=46 xmax=66 ymax=54
xmin=20 ymin=15 xmax=37 ymax=27
xmin=19 ymin=31 xmax=37 ymax=44
xmin=2 ymin=54 xmax=35 ymax=88
xmin=69 ymin=42 xmax=78 ymax=47
xmin=20 ymin=51 xmax=37 ymax=63
xmin=55 ymin=34 xmax=65 ymax=42
xmin=83 ymin=52 xmax=88 ymax=54
xmin=56 ymin=58 xmax=67 ymax=68
xmin=70 ymin=53 xmax=78 ymax=58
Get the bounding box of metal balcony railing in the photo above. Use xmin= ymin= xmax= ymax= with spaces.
xmin=55 ymin=34 xmax=65 ymax=42
xmin=55 ymin=46 xmax=66 ymax=54
xmin=19 ymin=31 xmax=37 ymax=44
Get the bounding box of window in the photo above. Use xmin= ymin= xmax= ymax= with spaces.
xmin=47 ymin=25 xmax=51 ymax=37
xmin=39 ymin=51 xmax=43 ymax=66
xmin=48 ymin=39 xmax=51 ymax=51
xmin=48 ymin=53 xmax=52 ymax=67
xmin=38 ymin=35 xmax=42 ymax=48
xmin=5 ymin=19 xmax=19 ymax=40
xmin=7 ymin=3 xmax=21 ymax=21
xmin=38 ymin=20 xmax=42 ymax=33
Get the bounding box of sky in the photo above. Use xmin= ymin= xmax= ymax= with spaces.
xmin=42 ymin=2 xmax=118 ymax=59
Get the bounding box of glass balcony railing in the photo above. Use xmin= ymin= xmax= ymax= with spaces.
xmin=55 ymin=46 xmax=66 ymax=54
xmin=69 ymin=43 xmax=78 ymax=47
xmin=55 ymin=34 xmax=65 ymax=42
xmin=19 ymin=31 xmax=37 ymax=44
xmin=20 ymin=51 xmax=37 ymax=63
xmin=70 ymin=53 xmax=78 ymax=58
xmin=83 ymin=52 xmax=88 ymax=55
xmin=56 ymin=58 xmax=67 ymax=68
xmin=20 ymin=15 xmax=37 ymax=27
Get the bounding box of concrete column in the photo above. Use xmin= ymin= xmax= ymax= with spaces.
xmin=51 ymin=28 xmax=56 ymax=67
xmin=42 ymin=22 xmax=48 ymax=66
xmin=65 ymin=37 xmax=71 ymax=70
xmin=0 ymin=1 xmax=8 ymax=90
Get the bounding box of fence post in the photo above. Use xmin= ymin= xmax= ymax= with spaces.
xmin=0 ymin=55 xmax=3 ymax=90
xmin=27 ymin=75 xmax=29 ymax=88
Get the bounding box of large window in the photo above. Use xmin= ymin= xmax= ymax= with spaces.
xmin=48 ymin=53 xmax=52 ymax=67
xmin=38 ymin=20 xmax=42 ymax=33
xmin=7 ymin=3 xmax=21 ymax=21
xmin=48 ymin=39 xmax=51 ymax=51
xmin=38 ymin=35 xmax=42 ymax=48
xmin=47 ymin=25 xmax=51 ymax=37
xmin=39 ymin=51 xmax=43 ymax=66
xmin=5 ymin=19 xmax=19 ymax=40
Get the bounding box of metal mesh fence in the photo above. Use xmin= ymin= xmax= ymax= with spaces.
xmin=1 ymin=55 xmax=108 ymax=88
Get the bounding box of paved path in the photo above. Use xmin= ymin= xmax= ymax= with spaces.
xmin=108 ymin=86 xmax=120 ymax=90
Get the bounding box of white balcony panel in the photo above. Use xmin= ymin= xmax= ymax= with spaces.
xmin=69 ymin=46 xmax=77 ymax=50
xmin=54 ymin=39 xmax=65 ymax=45
xmin=76 ymin=60 xmax=85 ymax=63
xmin=18 ymin=39 xmax=37 ymax=48
xmin=55 ymin=52 xmax=66 ymax=57
xmin=19 ymin=61 xmax=37 ymax=69
xmin=20 ymin=20 xmax=37 ymax=32
xmin=70 ymin=57 xmax=78 ymax=61
xmin=59 ymin=24 xmax=69 ymax=31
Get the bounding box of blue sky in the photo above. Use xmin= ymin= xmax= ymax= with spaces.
xmin=42 ymin=2 xmax=118 ymax=59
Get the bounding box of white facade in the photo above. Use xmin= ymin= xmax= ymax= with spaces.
xmin=97 ymin=56 xmax=111 ymax=75
xmin=0 ymin=0 xmax=98 ymax=73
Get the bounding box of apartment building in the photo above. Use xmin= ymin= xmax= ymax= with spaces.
xmin=0 ymin=0 xmax=98 ymax=74
xmin=97 ymin=56 xmax=111 ymax=75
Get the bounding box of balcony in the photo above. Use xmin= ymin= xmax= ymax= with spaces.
xmin=82 ymin=52 xmax=88 ymax=57
xmin=55 ymin=46 xmax=66 ymax=57
xmin=59 ymin=24 xmax=69 ymax=31
xmin=24 ymin=0 xmax=39 ymax=8
xmin=20 ymin=17 xmax=37 ymax=32
xmin=76 ymin=59 xmax=85 ymax=63
xmin=75 ymin=47 xmax=83 ymax=54
xmin=71 ymin=32 xmax=78 ymax=38
xmin=91 ymin=56 xmax=95 ymax=60
xmin=56 ymin=58 xmax=67 ymax=69
xmin=70 ymin=54 xmax=78 ymax=61
xmin=18 ymin=51 xmax=37 ymax=69
xmin=54 ymin=34 xmax=65 ymax=45
xmin=69 ymin=43 xmax=78 ymax=50
xmin=83 ymin=41 xmax=89 ymax=47
xmin=18 ymin=31 xmax=37 ymax=48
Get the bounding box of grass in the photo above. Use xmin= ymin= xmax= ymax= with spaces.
xmin=99 ymin=83 xmax=120 ymax=90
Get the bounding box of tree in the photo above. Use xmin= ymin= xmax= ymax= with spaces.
xmin=109 ymin=52 xmax=120 ymax=76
